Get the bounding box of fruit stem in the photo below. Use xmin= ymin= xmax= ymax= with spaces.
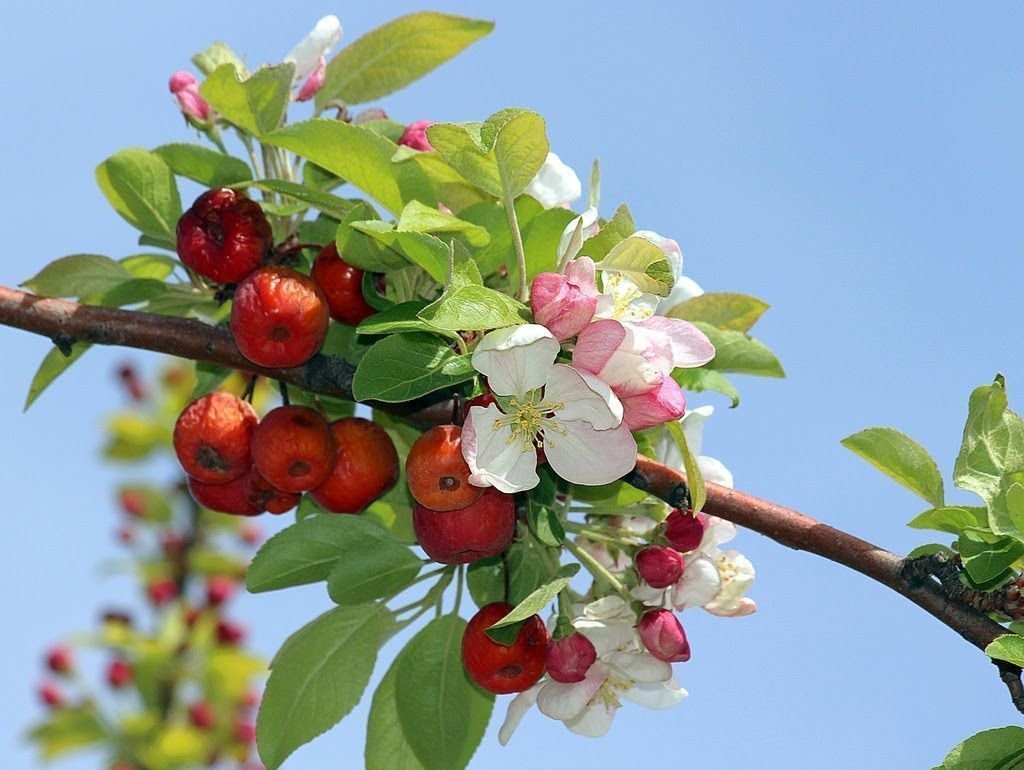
xmin=454 ymin=565 xmax=465 ymax=616
xmin=564 ymin=537 xmax=634 ymax=605
xmin=502 ymin=189 xmax=529 ymax=301
xmin=278 ymin=381 xmax=290 ymax=406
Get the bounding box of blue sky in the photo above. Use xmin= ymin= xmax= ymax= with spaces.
xmin=2 ymin=2 xmax=1023 ymax=768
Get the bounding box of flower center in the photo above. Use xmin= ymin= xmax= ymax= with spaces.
xmin=492 ymin=393 xmax=568 ymax=451
xmin=594 ymin=671 xmax=635 ymax=709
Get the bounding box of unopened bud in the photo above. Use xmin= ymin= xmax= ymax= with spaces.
xmin=545 ymin=632 xmax=597 ymax=683
xmin=169 ymin=70 xmax=211 ymax=123
xmin=45 ymin=645 xmax=74 ymax=675
xmin=635 ymin=545 xmax=685 ymax=588
xmin=637 ymin=608 xmax=691 ymax=663
xmin=665 ymin=509 xmax=706 ymax=553
xmin=398 ymin=120 xmax=435 ymax=152
xmin=295 ymin=55 xmax=327 ymax=102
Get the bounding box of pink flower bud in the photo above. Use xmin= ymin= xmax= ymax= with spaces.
xmin=530 ymin=257 xmax=599 ymax=340
xmin=635 ymin=545 xmax=685 ymax=588
xmin=398 ymin=120 xmax=436 ymax=152
xmin=38 ymin=681 xmax=64 ymax=709
xmin=106 ymin=659 xmax=134 ymax=689
xmin=169 ymin=70 xmax=211 ymax=122
xmin=637 ymin=608 xmax=691 ymax=662
xmin=665 ymin=509 xmax=706 ymax=553
xmin=618 ymin=375 xmax=687 ymax=431
xmin=206 ymin=575 xmax=236 ymax=606
xmin=545 ymin=632 xmax=598 ymax=683
xmin=45 ymin=645 xmax=74 ymax=675
xmin=295 ymin=55 xmax=327 ymax=102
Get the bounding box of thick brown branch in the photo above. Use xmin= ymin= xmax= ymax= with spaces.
xmin=2 ymin=287 xmax=1020 ymax=712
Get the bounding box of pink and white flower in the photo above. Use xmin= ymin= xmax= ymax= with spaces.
xmin=530 ymin=256 xmax=600 ymax=340
xmin=524 ymin=152 xmax=582 ymax=209
xmin=462 ymin=325 xmax=637 ymax=493
xmin=573 ymin=317 xmax=714 ymax=430
xmin=294 ymin=56 xmax=327 ymax=102
xmin=498 ymin=597 xmax=686 ymax=743
xmin=284 ymin=15 xmax=343 ymax=83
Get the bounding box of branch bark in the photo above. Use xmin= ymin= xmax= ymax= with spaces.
xmin=2 ymin=285 xmax=1020 ymax=713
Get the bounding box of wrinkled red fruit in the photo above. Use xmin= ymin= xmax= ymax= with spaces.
xmin=230 ymin=265 xmax=330 ymax=368
xmin=251 ymin=405 xmax=336 ymax=492
xmin=241 ymin=467 xmax=300 ymax=514
xmin=310 ymin=242 xmax=377 ymax=325
xmin=173 ymin=392 xmax=258 ymax=485
xmin=413 ymin=487 xmax=516 ymax=565
xmin=462 ymin=603 xmax=549 ymax=694
xmin=310 ymin=417 xmax=399 ymax=513
xmin=188 ymin=474 xmax=262 ymax=516
xmin=106 ymin=659 xmax=134 ymax=689
xmin=176 ymin=188 xmax=272 ymax=284
xmin=406 ymin=425 xmax=484 ymax=511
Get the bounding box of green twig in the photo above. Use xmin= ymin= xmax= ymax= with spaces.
xmin=564 ymin=537 xmax=634 ymax=605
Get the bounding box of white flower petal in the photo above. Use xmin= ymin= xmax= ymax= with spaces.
xmin=701 ymin=516 xmax=737 ymax=551
xmin=463 ymin=405 xmax=539 ymax=493
xmin=524 ymin=152 xmax=582 ymax=209
xmin=557 ymin=207 xmax=599 ymax=263
xmin=698 ymin=455 xmax=734 ymax=489
xmin=564 ymin=701 xmax=617 ymax=738
xmin=637 ymin=316 xmax=716 ymax=368
xmin=672 ymin=556 xmax=721 ymax=609
xmin=582 ymin=596 xmax=632 ymax=621
xmin=680 ymin=406 xmax=714 ymax=458
xmin=545 ymin=420 xmax=637 ymax=487
xmin=545 ymin=365 xmax=621 ymax=429
xmin=621 ymin=678 xmax=688 ymax=709
xmin=536 ymin=667 xmax=607 ymax=721
xmin=605 ymin=651 xmax=673 ymax=683
xmin=498 ymin=683 xmax=541 ymax=745
xmin=472 ymin=324 xmax=558 ymax=397
xmin=284 ymin=15 xmax=343 ymax=81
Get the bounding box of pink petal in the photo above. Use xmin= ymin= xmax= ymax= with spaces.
xmin=637 ymin=316 xmax=715 ymax=368
xmin=619 ymin=376 xmax=687 ymax=431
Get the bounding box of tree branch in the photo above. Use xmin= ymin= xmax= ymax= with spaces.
xmin=2 ymin=286 xmax=1020 ymax=712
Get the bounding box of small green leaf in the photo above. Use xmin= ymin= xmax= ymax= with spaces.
xmin=398 ymin=200 xmax=490 ymax=246
xmin=95 ymin=149 xmax=182 ymax=246
xmin=325 ymin=533 xmax=421 ymax=604
xmin=693 ymin=322 xmax=785 ymax=378
xmin=595 ymin=235 xmax=673 ymax=296
xmin=318 ymin=12 xmax=494 ymax=107
xmin=486 ymin=564 xmax=579 ymax=644
xmin=672 ymin=368 xmax=741 ymax=407
xmin=357 ymin=301 xmax=433 ymax=335
xmin=192 ymin=362 xmax=232 ymax=398
xmin=667 ymin=292 xmax=769 ymax=332
xmin=395 ymin=615 xmax=494 ymax=770
xmin=249 ymin=179 xmax=356 ymax=220
xmin=521 ymin=206 xmax=576 ymax=279
xmin=23 ymin=254 xmax=135 ymax=298
xmin=153 ymin=143 xmax=252 ymax=187
xmin=200 ymin=63 xmax=294 ymax=137
xmin=266 ymin=119 xmax=408 ymax=214
xmin=24 ymin=344 xmax=90 ymax=411
xmin=841 ymin=427 xmax=945 ymax=507
xmin=667 ymin=419 xmax=706 ymax=513
xmin=120 ymin=253 xmax=177 ymax=280
xmin=933 ymin=726 xmax=1024 ymax=770
xmin=417 ymin=284 xmax=527 ymax=332
xmin=958 ymin=529 xmax=1024 ymax=585
xmin=1007 ymin=481 xmax=1024 ymax=536
xmin=906 ymin=543 xmax=955 ymax=559
xmin=349 ymin=221 xmax=450 ymax=279
xmin=191 ymin=41 xmax=245 ymax=76
xmin=579 ymin=203 xmax=635 ymax=261
xmin=907 ymin=506 xmax=987 ymax=535
xmin=467 ymin=528 xmax=558 ymax=607
xmin=256 ymin=604 xmax=387 ymax=770
xmin=527 ymin=503 xmax=565 ymax=547
xmin=352 ymin=333 xmax=474 ymax=403
xmin=26 ymin=706 xmax=107 ymax=760
xmin=986 ymin=634 xmax=1024 ymax=667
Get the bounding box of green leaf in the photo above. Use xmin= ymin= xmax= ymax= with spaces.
xmin=246 ymin=514 xmax=392 ymax=593
xmin=521 ymin=206 xmax=576 ymax=279
xmin=579 ymin=203 xmax=636 ymax=261
xmin=595 ymin=235 xmax=673 ymax=296
xmin=667 ymin=419 xmax=706 ymax=513
xmin=693 ymin=322 xmax=785 ymax=378
xmin=95 ymin=148 xmax=182 ymax=246
xmin=527 ymin=502 xmax=565 ymax=547
xmin=667 ymin=292 xmax=769 ymax=332
xmin=467 ymin=528 xmax=559 ymax=607
xmin=841 ymin=427 xmax=945 ymax=507
xmin=907 ymin=543 xmax=956 ymax=559
xmin=958 ymin=529 xmax=1024 ymax=585
xmin=1007 ymin=481 xmax=1024 ymax=536
xmin=428 ymin=109 xmax=548 ymax=199
xmin=23 ymin=254 xmax=135 ymax=298
xmin=357 ymin=301 xmax=433 ymax=335
xmin=395 ymin=615 xmax=494 ymax=770
xmin=153 ymin=143 xmax=252 ymax=187
xmin=933 ymin=726 xmax=1024 ymax=770
xmin=26 ymin=707 xmax=107 ymax=760
xmin=486 ymin=564 xmax=579 ymax=644
xmin=24 ymin=343 xmax=89 ymax=411
xmin=986 ymin=634 xmax=1024 ymax=667
xmin=325 ymin=531 xmax=421 ymax=604
xmin=200 ymin=63 xmax=294 ymax=137
xmin=191 ymin=41 xmax=245 ymax=76
xmin=672 ymin=368 xmax=741 ymax=407
xmin=349 ymin=220 xmax=450 ymax=278
xmin=192 ymin=362 xmax=232 ymax=399
xmin=398 ymin=200 xmax=490 ymax=246
xmin=365 ymin=658 xmax=428 ymax=770
xmin=249 ymin=179 xmax=356 ymax=220
xmin=318 ymin=12 xmax=494 ymax=107
xmin=120 ymin=253 xmax=177 ymax=280
xmin=954 ymin=379 xmax=1024 ymax=535
xmin=418 ymin=284 xmax=527 ymax=332
xmin=256 ymin=604 xmax=387 ymax=770
xmin=266 ymin=119 xmax=408 ymax=214
xmin=352 ymin=333 xmax=474 ymax=403
xmin=908 ymin=506 xmax=987 ymax=535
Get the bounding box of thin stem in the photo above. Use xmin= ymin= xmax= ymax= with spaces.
xmin=454 ymin=565 xmax=464 ymax=616
xmin=238 ymin=132 xmax=262 ymax=179
xmin=564 ymin=537 xmax=633 ymax=605
xmin=502 ymin=190 xmax=528 ymax=301
xmin=564 ymin=520 xmax=648 ymax=543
